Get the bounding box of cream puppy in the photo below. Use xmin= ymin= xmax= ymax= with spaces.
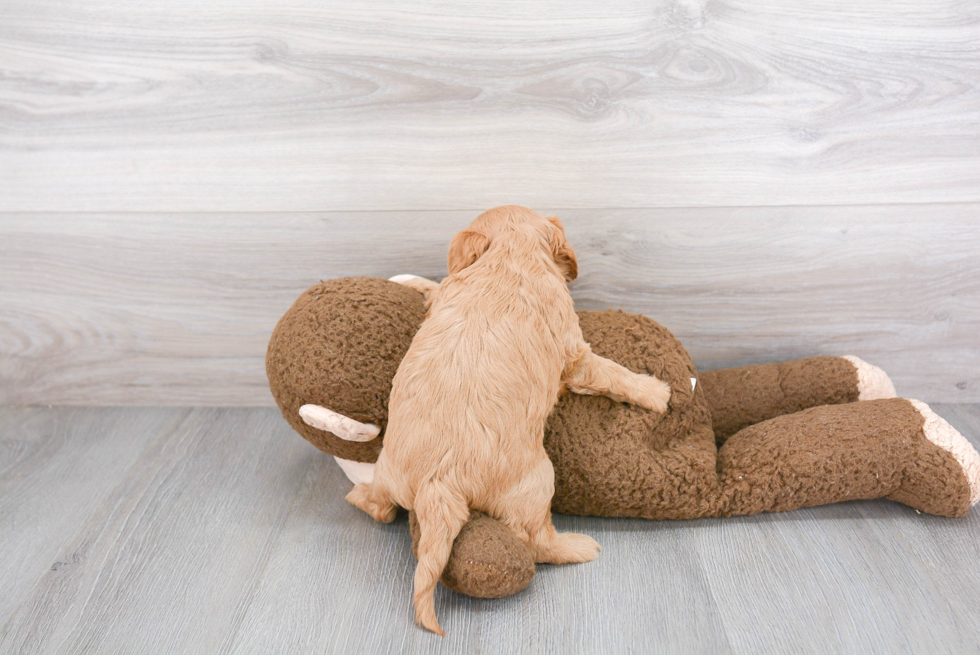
xmin=347 ymin=206 xmax=671 ymax=635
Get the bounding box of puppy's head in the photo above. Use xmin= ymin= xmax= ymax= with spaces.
xmin=448 ymin=205 xmax=578 ymax=281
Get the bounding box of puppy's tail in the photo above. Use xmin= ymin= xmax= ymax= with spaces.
xmin=412 ymin=479 xmax=469 ymax=636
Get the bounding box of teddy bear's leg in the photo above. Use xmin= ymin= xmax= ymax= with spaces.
xmin=887 ymin=400 xmax=980 ymax=513
xmin=699 ymin=356 xmax=896 ymax=443
xmin=715 ymin=398 xmax=979 ymax=518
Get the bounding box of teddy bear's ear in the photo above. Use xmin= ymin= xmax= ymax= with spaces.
xmin=299 ymin=404 xmax=380 ymax=442
xmin=547 ymin=216 xmax=578 ymax=281
xmin=447 ymin=229 xmax=491 ymax=274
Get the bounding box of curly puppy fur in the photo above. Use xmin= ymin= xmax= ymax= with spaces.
xmin=345 ymin=206 xmax=671 ymax=634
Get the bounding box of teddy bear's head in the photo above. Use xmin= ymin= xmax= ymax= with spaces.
xmin=266 ymin=276 xmax=426 ymax=462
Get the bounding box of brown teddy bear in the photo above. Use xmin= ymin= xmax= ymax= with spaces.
xmin=266 ymin=275 xmax=980 ymax=599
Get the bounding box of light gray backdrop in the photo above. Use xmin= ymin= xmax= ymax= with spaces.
xmin=2 ymin=0 xmax=978 ymax=404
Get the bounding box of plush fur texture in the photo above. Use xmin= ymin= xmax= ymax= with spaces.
xmin=698 ymin=357 xmax=860 ymax=442
xmin=345 ymin=207 xmax=669 ymax=634
xmin=266 ymin=277 xmax=424 ymax=462
xmin=266 ymin=275 xmax=980 ymax=602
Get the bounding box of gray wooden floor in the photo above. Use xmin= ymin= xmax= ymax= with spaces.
xmin=2 ymin=405 xmax=980 ymax=654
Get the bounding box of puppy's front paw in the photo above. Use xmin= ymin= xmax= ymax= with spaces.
xmin=635 ymin=375 xmax=671 ymax=413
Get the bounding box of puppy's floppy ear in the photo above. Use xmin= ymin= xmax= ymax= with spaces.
xmin=547 ymin=216 xmax=578 ymax=281
xmin=448 ymin=229 xmax=491 ymax=274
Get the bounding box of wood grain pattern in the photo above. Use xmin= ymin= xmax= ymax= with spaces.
xmin=695 ymin=504 xmax=969 ymax=652
xmin=1 ymin=406 xmax=979 ymax=652
xmin=2 ymin=206 xmax=978 ymax=405
xmin=0 ymin=408 xmax=316 ymax=653
xmin=0 ymin=407 xmax=186 ymax=623
xmin=1 ymin=0 xmax=978 ymax=211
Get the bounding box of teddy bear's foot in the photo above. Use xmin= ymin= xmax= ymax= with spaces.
xmin=887 ymin=400 xmax=980 ymax=516
xmin=841 ymin=356 xmax=897 ymax=400
xmin=409 ymin=510 xmax=536 ymax=598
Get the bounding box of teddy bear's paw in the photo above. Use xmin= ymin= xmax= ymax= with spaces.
xmin=634 ymin=375 xmax=671 ymax=414
xmin=346 ymin=483 xmax=398 ymax=523
xmin=842 ymin=356 xmax=897 ymax=400
xmin=534 ymin=532 xmax=601 ymax=565
xmin=909 ymin=400 xmax=980 ymax=507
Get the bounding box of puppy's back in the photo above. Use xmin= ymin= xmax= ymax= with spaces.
xmin=381 ymin=246 xmax=575 ymax=496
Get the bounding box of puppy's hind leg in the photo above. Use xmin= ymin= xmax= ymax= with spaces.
xmin=346 ymin=481 xmax=397 ymax=523
xmin=492 ymin=457 xmax=600 ymax=565
xmin=412 ymin=480 xmax=470 ymax=636
xmin=564 ymin=345 xmax=671 ymax=413
xmin=531 ymin=518 xmax=602 ymax=565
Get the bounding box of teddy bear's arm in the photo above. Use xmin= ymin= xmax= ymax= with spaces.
xmin=698 ymin=356 xmax=895 ymax=443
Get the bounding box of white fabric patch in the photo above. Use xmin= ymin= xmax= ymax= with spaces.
xmin=842 ymin=355 xmax=897 ymax=400
xmin=299 ymin=404 xmax=380 ymax=442
xmin=909 ymin=399 xmax=980 ymax=506
xmin=334 ymin=456 xmax=376 ymax=485
xmin=388 ymin=274 xmax=423 ymax=284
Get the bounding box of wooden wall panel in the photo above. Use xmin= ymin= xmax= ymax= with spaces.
xmin=2 ymin=206 xmax=977 ymax=405
xmin=1 ymin=0 xmax=978 ymax=211
xmin=2 ymin=1 xmax=977 ymax=405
